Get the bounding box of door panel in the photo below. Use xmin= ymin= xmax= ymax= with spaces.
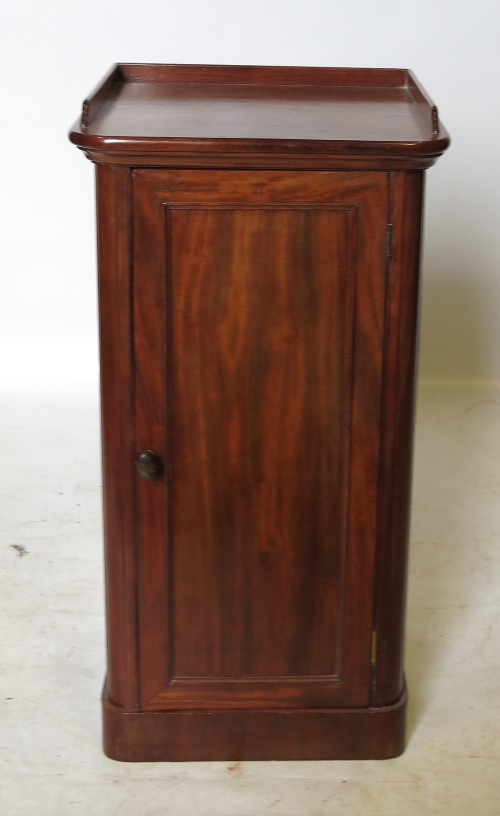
xmin=172 ymin=205 xmax=350 ymax=683
xmin=133 ymin=170 xmax=389 ymax=710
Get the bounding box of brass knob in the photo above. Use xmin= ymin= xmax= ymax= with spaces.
xmin=134 ymin=449 xmax=163 ymax=480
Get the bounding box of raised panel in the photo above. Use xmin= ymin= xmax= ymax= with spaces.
xmin=171 ymin=205 xmax=354 ymax=682
xmin=133 ymin=170 xmax=389 ymax=710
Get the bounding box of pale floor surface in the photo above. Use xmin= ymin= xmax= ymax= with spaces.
xmin=1 ymin=384 xmax=499 ymax=815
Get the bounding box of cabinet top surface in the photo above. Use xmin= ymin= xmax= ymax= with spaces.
xmin=69 ymin=64 xmax=450 ymax=165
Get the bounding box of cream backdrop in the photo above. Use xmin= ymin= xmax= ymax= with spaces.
xmin=1 ymin=0 xmax=499 ymax=387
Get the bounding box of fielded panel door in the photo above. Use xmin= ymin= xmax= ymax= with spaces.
xmin=132 ymin=170 xmax=389 ymax=710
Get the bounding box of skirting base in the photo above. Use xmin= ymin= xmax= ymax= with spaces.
xmin=102 ymin=682 xmax=407 ymax=762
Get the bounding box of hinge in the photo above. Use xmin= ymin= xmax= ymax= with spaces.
xmin=81 ymin=99 xmax=89 ymax=129
xmin=371 ymin=630 xmax=378 ymax=666
xmin=386 ymin=223 xmax=394 ymax=264
xmin=431 ymin=105 xmax=440 ymax=135
xmin=370 ymin=630 xmax=378 ymax=697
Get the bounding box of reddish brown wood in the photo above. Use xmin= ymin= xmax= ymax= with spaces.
xmin=95 ymin=164 xmax=138 ymax=710
xmin=407 ymin=71 xmax=441 ymax=135
xmin=69 ymin=64 xmax=450 ymax=761
xmin=102 ymin=682 xmax=407 ymax=761
xmin=372 ymin=171 xmax=425 ymax=706
xmin=119 ymin=63 xmax=409 ymax=87
xmin=85 ymin=151 xmax=443 ymax=171
xmin=69 ymin=64 xmax=449 ymax=168
xmin=81 ymin=64 xmax=121 ymax=129
xmin=133 ymin=170 xmax=388 ymax=712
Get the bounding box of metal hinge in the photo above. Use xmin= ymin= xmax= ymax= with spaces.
xmin=371 ymin=630 xmax=378 ymax=666
xmin=386 ymin=223 xmax=394 ymax=264
xmin=370 ymin=630 xmax=378 ymax=697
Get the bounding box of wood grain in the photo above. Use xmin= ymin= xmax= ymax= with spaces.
xmin=95 ymin=164 xmax=138 ymax=709
xmin=102 ymin=682 xmax=407 ymax=761
xmin=133 ymin=170 xmax=388 ymax=710
xmin=69 ymin=64 xmax=450 ymax=169
xmin=372 ymin=171 xmax=424 ymax=706
xmin=70 ymin=64 xmax=450 ymax=761
xmin=83 ymin=151 xmax=446 ymax=171
xmin=119 ymin=63 xmax=409 ymax=87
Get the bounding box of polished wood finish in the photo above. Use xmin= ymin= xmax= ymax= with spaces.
xmin=133 ymin=169 xmax=387 ymax=712
xmin=119 ymin=64 xmax=410 ymax=86
xmin=95 ymin=164 xmax=138 ymax=710
xmin=70 ymin=64 xmax=449 ymax=168
xmin=103 ymin=683 xmax=407 ymax=762
xmin=373 ymin=171 xmax=425 ymax=706
xmin=81 ymin=64 xmax=122 ymax=129
xmin=69 ymin=65 xmax=450 ymax=761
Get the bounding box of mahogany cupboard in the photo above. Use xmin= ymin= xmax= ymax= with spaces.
xmin=69 ymin=64 xmax=450 ymax=761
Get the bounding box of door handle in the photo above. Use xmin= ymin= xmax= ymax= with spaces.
xmin=134 ymin=449 xmax=163 ymax=480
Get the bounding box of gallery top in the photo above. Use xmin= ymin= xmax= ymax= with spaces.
xmin=69 ymin=64 xmax=450 ymax=169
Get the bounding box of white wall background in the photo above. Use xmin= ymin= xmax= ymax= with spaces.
xmin=1 ymin=0 xmax=499 ymax=388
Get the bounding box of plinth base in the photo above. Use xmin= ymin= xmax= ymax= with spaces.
xmin=102 ymin=682 xmax=407 ymax=762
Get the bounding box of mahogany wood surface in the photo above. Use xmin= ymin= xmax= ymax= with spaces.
xmin=372 ymin=171 xmax=425 ymax=706
xmin=70 ymin=64 xmax=450 ymax=761
xmin=133 ymin=170 xmax=388 ymax=712
xmin=103 ymin=683 xmax=407 ymax=762
xmin=119 ymin=64 xmax=409 ymax=86
xmin=95 ymin=165 xmax=138 ymax=710
xmin=69 ymin=64 xmax=449 ymax=168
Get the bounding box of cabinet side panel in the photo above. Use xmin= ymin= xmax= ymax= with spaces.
xmin=373 ymin=170 xmax=424 ymax=706
xmin=96 ymin=164 xmax=138 ymax=709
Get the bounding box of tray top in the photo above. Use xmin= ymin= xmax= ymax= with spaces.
xmin=69 ymin=64 xmax=450 ymax=167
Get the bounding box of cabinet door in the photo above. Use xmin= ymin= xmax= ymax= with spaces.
xmin=133 ymin=170 xmax=389 ymax=710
